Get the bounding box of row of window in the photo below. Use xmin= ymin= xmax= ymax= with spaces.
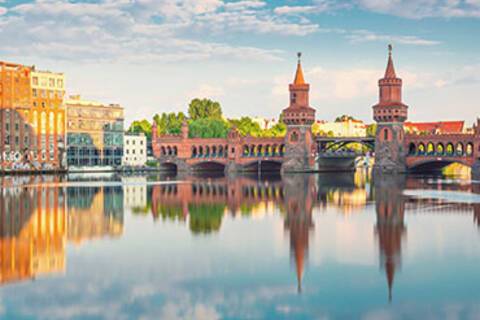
xmin=32 ymin=76 xmax=64 ymax=88
xmin=125 ymin=149 xmax=144 ymax=155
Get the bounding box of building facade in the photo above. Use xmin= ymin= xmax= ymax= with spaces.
xmin=0 ymin=61 xmax=65 ymax=170
xmin=123 ymin=133 xmax=147 ymax=167
xmin=65 ymin=96 xmax=124 ymax=168
xmin=315 ymin=119 xmax=367 ymax=137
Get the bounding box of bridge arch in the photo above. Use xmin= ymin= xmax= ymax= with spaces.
xmin=192 ymin=161 xmax=226 ymax=172
xmin=408 ymin=142 xmax=416 ymax=155
xmin=436 ymin=143 xmax=444 ymax=155
xmin=409 ymin=159 xmax=472 ymax=172
xmin=159 ymin=162 xmax=178 ymax=172
xmin=242 ymin=159 xmax=282 ymax=172
xmin=456 ymin=142 xmax=464 ymax=156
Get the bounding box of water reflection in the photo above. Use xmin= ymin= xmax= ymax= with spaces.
xmin=0 ymin=172 xmax=480 ymax=318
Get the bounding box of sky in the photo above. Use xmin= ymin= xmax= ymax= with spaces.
xmin=1 ymin=0 xmax=480 ymax=126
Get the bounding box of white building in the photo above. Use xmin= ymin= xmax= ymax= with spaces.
xmin=123 ymin=133 xmax=147 ymax=167
xmin=122 ymin=176 xmax=147 ymax=209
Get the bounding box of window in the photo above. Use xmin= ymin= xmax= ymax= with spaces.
xmin=33 ymin=77 xmax=38 ymax=85
xmin=383 ymin=128 xmax=389 ymax=140
xmin=33 ymin=89 xmax=37 ymax=97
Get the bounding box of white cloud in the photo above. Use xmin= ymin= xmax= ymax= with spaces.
xmin=355 ymin=0 xmax=480 ymax=19
xmin=0 ymin=7 xmax=6 ymax=15
xmin=346 ymin=30 xmax=441 ymax=46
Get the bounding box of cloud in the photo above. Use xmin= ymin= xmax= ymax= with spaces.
xmin=0 ymin=6 xmax=6 ymax=15
xmin=0 ymin=0 xmax=315 ymax=63
xmin=355 ymin=0 xmax=480 ymax=19
xmin=346 ymin=30 xmax=441 ymax=46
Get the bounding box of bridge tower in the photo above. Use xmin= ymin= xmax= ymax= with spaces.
xmin=373 ymin=45 xmax=408 ymax=173
xmin=281 ymin=53 xmax=316 ymax=173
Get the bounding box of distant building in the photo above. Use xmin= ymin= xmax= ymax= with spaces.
xmin=404 ymin=121 xmax=465 ymax=134
xmin=252 ymin=117 xmax=277 ymax=130
xmin=0 ymin=61 xmax=66 ymax=170
xmin=123 ymin=133 xmax=147 ymax=167
xmin=65 ymin=95 xmax=124 ymax=168
xmin=315 ymin=118 xmax=367 ymax=137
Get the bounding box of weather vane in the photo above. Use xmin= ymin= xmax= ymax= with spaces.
xmin=297 ymin=52 xmax=302 ymax=63
xmin=388 ymin=44 xmax=393 ymax=55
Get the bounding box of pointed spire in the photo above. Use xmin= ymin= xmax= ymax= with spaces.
xmin=295 ymin=247 xmax=304 ymax=294
xmin=384 ymin=44 xmax=397 ymax=79
xmin=386 ymin=259 xmax=395 ymax=303
xmin=294 ymin=52 xmax=305 ymax=85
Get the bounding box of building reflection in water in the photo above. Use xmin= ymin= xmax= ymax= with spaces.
xmin=0 ymin=175 xmax=124 ymax=286
xmin=373 ymin=174 xmax=407 ymax=302
xmin=2 ymin=171 xmax=480 ymax=299
xmin=0 ymin=176 xmax=67 ymax=286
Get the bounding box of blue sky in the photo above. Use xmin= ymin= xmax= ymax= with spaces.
xmin=1 ymin=0 xmax=480 ymax=125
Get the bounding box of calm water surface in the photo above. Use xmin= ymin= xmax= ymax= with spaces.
xmin=1 ymin=171 xmax=480 ymax=320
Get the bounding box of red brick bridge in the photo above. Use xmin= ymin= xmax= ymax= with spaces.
xmin=153 ymin=48 xmax=480 ymax=176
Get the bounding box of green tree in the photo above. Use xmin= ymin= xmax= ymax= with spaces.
xmin=153 ymin=112 xmax=186 ymax=135
xmin=335 ymin=115 xmax=357 ymax=122
xmin=366 ymin=124 xmax=377 ymax=137
xmin=228 ymin=117 xmax=262 ymax=137
xmin=188 ymin=118 xmax=230 ymax=138
xmin=188 ymin=98 xmax=222 ymax=120
xmin=128 ymin=120 xmax=152 ymax=138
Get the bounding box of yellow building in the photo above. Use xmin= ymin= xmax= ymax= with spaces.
xmin=30 ymin=69 xmax=66 ymax=167
xmin=314 ymin=119 xmax=367 ymax=137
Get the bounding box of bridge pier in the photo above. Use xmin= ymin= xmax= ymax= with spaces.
xmin=472 ymin=161 xmax=480 ymax=180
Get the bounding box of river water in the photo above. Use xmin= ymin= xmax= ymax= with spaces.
xmin=0 ymin=171 xmax=479 ymax=319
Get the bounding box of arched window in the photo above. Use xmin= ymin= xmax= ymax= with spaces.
xmin=436 ymin=143 xmax=444 ymax=155
xmin=417 ymin=143 xmax=425 ymax=155
xmin=383 ymin=128 xmax=389 ymax=141
xmin=427 ymin=142 xmax=434 ymax=155
xmin=466 ymin=143 xmax=473 ymax=156
xmin=192 ymin=146 xmax=197 ymax=158
xmin=290 ymin=131 xmax=298 ymax=142
xmin=408 ymin=143 xmax=416 ymax=155
xmin=446 ymin=143 xmax=454 ymax=156
xmin=456 ymin=142 xmax=464 ymax=156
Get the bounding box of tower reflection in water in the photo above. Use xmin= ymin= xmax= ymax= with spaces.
xmin=0 ymin=176 xmax=124 ymax=286
xmin=2 ymin=172 xmax=480 ymax=302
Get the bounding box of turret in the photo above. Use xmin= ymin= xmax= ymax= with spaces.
xmin=373 ymin=45 xmax=408 ymax=123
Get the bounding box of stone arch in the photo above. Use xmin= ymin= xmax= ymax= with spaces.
xmin=173 ymin=146 xmax=178 ymax=156
xmin=466 ymin=142 xmax=474 ymax=156
xmin=219 ymin=145 xmax=224 ymax=157
xmin=205 ymin=145 xmax=210 ymax=157
xmin=290 ymin=131 xmax=299 ymax=142
xmin=198 ymin=146 xmax=203 ymax=157
xmin=436 ymin=143 xmax=444 ymax=155
xmin=161 ymin=146 xmax=166 ymax=156
xmin=417 ymin=143 xmax=426 ymax=155
xmin=456 ymin=142 xmax=464 ymax=156
xmin=224 ymin=145 xmax=228 ymax=157
xmin=427 ymin=142 xmax=435 ymax=155
xmin=212 ymin=145 xmax=217 ymax=157
xmin=383 ymin=128 xmax=389 ymax=141
xmin=272 ymin=144 xmax=278 ymax=156
xmin=257 ymin=144 xmax=263 ymax=156
xmin=192 ymin=146 xmax=197 ymax=158
xmin=280 ymin=144 xmax=286 ymax=156
xmin=408 ymin=142 xmax=416 ymax=155
xmin=265 ymin=144 xmax=271 ymax=156
xmin=446 ymin=143 xmax=454 ymax=156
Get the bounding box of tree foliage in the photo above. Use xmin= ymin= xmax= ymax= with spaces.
xmin=188 ymin=118 xmax=230 ymax=138
xmin=128 ymin=120 xmax=152 ymax=138
xmin=188 ymin=98 xmax=222 ymax=120
xmin=153 ymin=112 xmax=186 ymax=135
xmin=335 ymin=115 xmax=357 ymax=122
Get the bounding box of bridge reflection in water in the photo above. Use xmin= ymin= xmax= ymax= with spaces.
xmin=1 ymin=173 xmax=480 ymax=303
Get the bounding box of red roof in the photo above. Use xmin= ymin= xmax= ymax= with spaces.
xmin=404 ymin=121 xmax=464 ymax=134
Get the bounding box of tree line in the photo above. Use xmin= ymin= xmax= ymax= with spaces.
xmin=127 ymin=98 xmax=286 ymax=139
